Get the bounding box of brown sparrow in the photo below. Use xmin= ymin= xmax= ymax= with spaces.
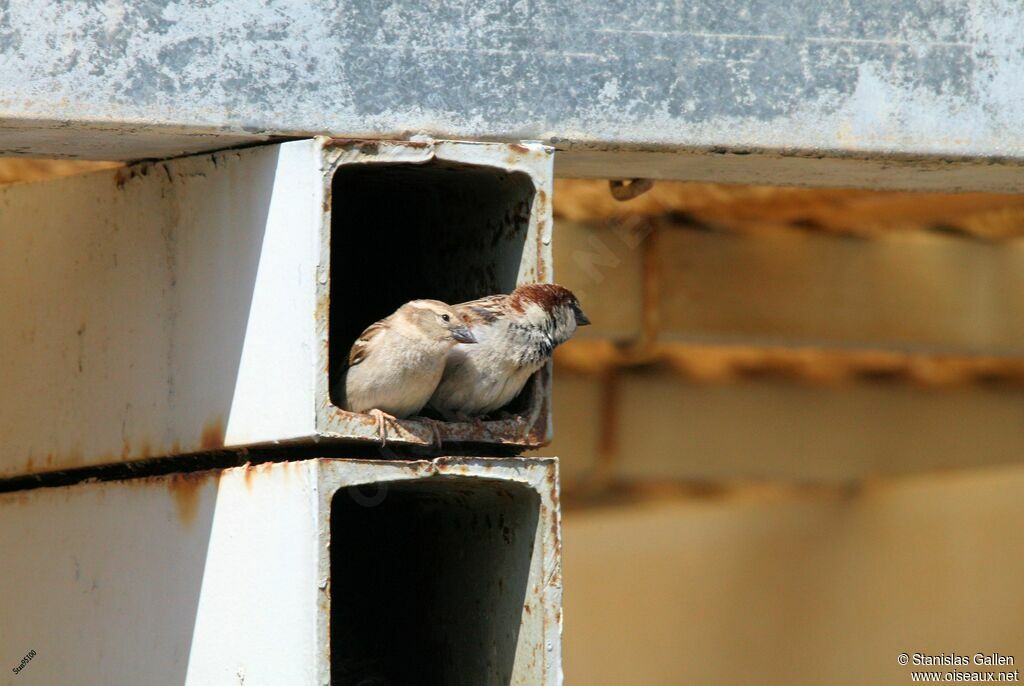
xmin=427 ymin=283 xmax=590 ymax=419
xmin=336 ymin=299 xmax=477 ymax=444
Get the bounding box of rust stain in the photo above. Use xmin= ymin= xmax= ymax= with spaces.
xmin=324 ymin=138 xmax=380 ymax=154
xmin=534 ymin=189 xmax=550 ymax=281
xmin=325 ymin=136 xmax=428 ymax=149
xmin=165 ymin=472 xmax=215 ymax=527
xmin=113 ymin=164 xmax=151 ymax=190
xmin=281 ymin=459 xmax=297 ymax=484
xmin=200 ymin=417 xmax=225 ymax=451
xmin=510 ymin=143 xmax=530 ymax=154
xmin=546 ymin=464 xmax=560 ymax=510
xmin=2 ymin=491 xmax=33 ymax=507
xmin=242 ymin=462 xmax=256 ymax=491
xmin=316 ymin=289 xmax=330 ymax=323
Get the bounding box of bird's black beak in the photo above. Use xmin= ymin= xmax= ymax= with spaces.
xmin=574 ymin=305 xmax=591 ymax=326
xmin=452 ymin=326 xmax=478 ymax=344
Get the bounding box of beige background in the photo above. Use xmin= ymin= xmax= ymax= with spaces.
xmin=546 ymin=179 xmax=1024 ymax=685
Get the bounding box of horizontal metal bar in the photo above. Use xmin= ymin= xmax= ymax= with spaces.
xmin=1 ymin=2 xmax=1023 ymax=189
xmin=0 ymin=457 xmax=563 ymax=686
xmin=556 ymin=216 xmax=1024 ymax=358
xmin=548 ymin=367 xmax=1024 ymax=483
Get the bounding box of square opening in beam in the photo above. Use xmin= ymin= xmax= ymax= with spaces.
xmin=330 ymin=476 xmax=540 ymax=686
xmin=327 ymin=159 xmax=537 ymax=417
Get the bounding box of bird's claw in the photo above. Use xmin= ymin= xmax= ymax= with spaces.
xmin=429 ymin=419 xmax=443 ymax=449
xmin=369 ymin=409 xmax=395 ymax=448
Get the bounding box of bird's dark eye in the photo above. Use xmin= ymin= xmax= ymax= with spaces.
xmin=441 ymin=314 xmax=450 ymax=322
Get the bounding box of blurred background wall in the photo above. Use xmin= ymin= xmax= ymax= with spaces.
xmin=545 ymin=180 xmax=1024 ymax=685
xmin=4 ymin=161 xmax=1023 ymax=685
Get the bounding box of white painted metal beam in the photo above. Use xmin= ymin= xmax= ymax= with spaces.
xmin=0 ymin=457 xmax=563 ymax=686
xmin=1 ymin=2 xmax=1023 ymax=189
xmin=0 ymin=138 xmax=554 ymax=478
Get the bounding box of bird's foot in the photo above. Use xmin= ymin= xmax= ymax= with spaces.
xmin=369 ymin=408 xmax=397 ymax=448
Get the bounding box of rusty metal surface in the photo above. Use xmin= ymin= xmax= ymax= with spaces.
xmin=0 ymin=456 xmax=562 ymax=686
xmin=0 ymin=138 xmax=553 ymax=479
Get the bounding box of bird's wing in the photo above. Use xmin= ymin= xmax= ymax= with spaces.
xmin=347 ymin=320 xmax=387 ymax=367
xmin=455 ymin=294 xmax=509 ymax=326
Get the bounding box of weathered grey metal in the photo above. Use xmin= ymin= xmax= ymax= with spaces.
xmin=1 ymin=1 xmax=1023 ymax=189
xmin=0 ymin=138 xmax=553 ymax=478
xmin=0 ymin=456 xmax=563 ymax=686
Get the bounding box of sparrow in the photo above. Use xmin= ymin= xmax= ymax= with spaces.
xmin=427 ymin=283 xmax=590 ymax=420
xmin=336 ymin=299 xmax=477 ymax=445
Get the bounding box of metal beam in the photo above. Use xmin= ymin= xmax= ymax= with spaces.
xmin=2 ymin=2 xmax=1024 ymax=189
xmin=0 ymin=138 xmax=553 ymax=478
xmin=0 ymin=457 xmax=563 ymax=685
